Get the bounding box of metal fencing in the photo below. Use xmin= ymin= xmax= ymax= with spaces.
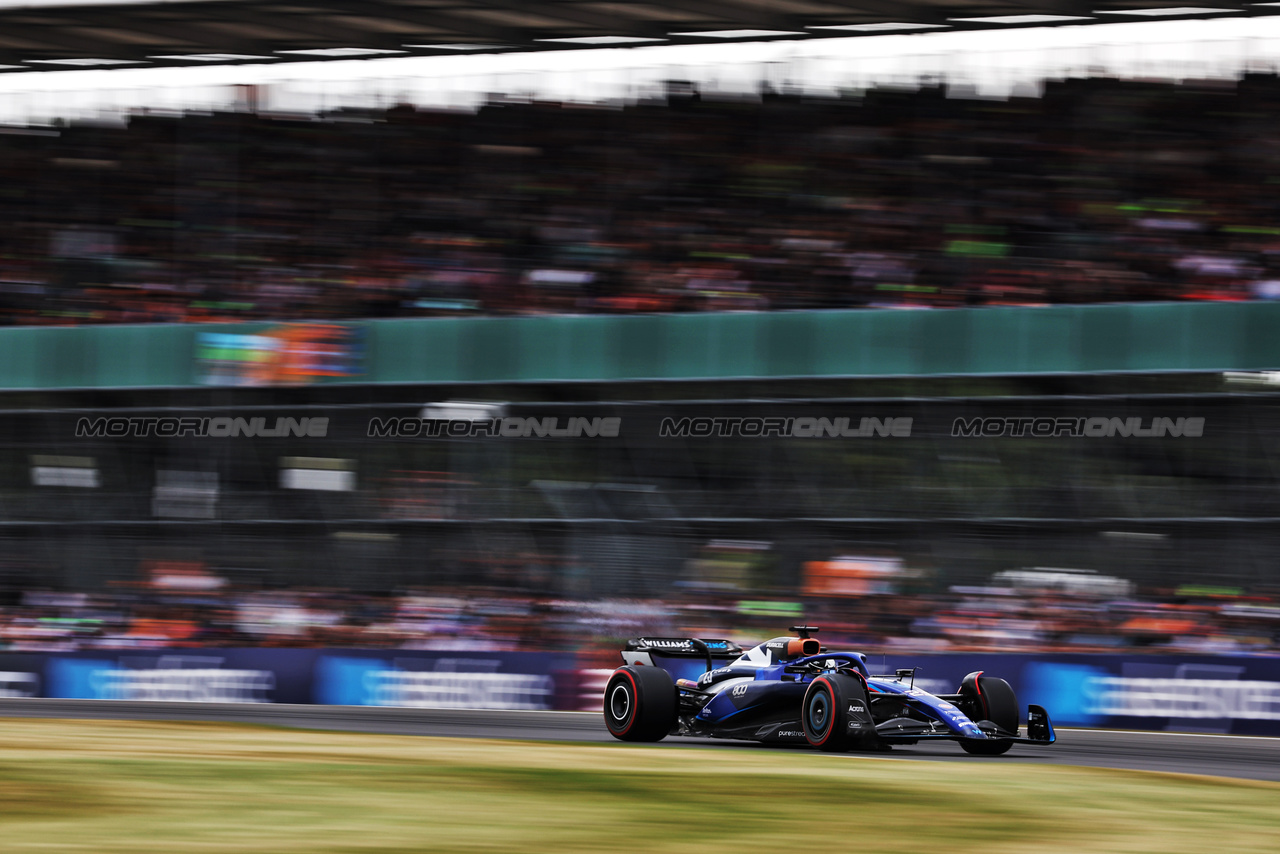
xmin=1 ymin=390 xmax=1278 ymax=595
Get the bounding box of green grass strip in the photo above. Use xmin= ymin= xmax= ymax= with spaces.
xmin=0 ymin=719 xmax=1275 ymax=853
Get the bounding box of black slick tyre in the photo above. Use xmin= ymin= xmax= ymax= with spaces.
xmin=958 ymin=671 xmax=1018 ymax=756
xmin=603 ymin=665 xmax=677 ymax=742
xmin=802 ymin=673 xmax=872 ymax=752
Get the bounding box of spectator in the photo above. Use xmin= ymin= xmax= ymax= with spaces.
xmin=9 ymin=76 xmax=1280 ymax=324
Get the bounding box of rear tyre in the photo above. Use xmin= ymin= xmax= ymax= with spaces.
xmin=603 ymin=665 xmax=677 ymax=742
xmin=802 ymin=673 xmax=873 ymax=752
xmin=958 ymin=672 xmax=1018 ymax=756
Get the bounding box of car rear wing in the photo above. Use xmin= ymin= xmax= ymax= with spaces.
xmin=622 ymin=637 xmax=743 ymax=681
xmin=624 ymin=637 xmax=742 ymax=656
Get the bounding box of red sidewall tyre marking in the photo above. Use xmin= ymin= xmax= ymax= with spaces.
xmin=608 ymin=670 xmax=639 ymax=737
xmin=805 ymin=677 xmax=835 ymax=747
xmin=972 ymin=670 xmax=990 ymax=720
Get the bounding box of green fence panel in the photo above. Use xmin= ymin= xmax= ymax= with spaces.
xmin=1239 ymin=302 xmax=1280 ymax=369
xmin=0 ymin=324 xmax=194 ymax=389
xmin=368 ymin=304 xmax=1280 ymax=381
xmin=363 ymin=303 xmax=1280 ymax=382
xmin=2 ymin=303 xmax=1280 ymax=389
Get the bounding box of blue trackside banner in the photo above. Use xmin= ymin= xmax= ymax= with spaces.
xmin=40 ymin=650 xmax=319 ymax=704
xmin=8 ymin=649 xmax=574 ymax=711
xmin=312 ymin=650 xmax=573 ymax=710
xmin=4 ymin=649 xmax=1280 ymax=732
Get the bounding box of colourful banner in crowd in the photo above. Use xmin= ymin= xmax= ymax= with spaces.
xmin=196 ymin=323 xmax=364 ymax=386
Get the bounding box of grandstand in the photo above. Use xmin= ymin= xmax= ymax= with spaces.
xmin=0 ymin=4 xmax=1278 ymax=663
xmin=7 ymin=76 xmax=1280 ymax=325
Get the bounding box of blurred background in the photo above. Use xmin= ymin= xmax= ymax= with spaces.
xmin=1 ymin=2 xmax=1280 ymax=724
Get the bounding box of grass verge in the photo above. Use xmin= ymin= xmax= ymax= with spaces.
xmin=0 ymin=719 xmax=1275 ymax=853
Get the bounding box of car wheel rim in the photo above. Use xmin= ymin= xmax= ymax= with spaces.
xmin=808 ymin=691 xmax=829 ymax=733
xmin=609 ymin=684 xmax=631 ymax=722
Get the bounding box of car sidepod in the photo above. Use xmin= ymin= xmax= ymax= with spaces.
xmin=693 ymin=675 xmax=807 ymax=740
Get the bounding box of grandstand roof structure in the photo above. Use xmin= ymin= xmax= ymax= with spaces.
xmin=0 ymin=0 xmax=1267 ymax=73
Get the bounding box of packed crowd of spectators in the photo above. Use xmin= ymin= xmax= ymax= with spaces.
xmin=6 ymin=73 xmax=1280 ymax=325
xmin=2 ymin=577 xmax=1275 ymax=657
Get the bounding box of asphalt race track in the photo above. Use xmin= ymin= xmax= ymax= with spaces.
xmin=1 ymin=699 xmax=1276 ymax=782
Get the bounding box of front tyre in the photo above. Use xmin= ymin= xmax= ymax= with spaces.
xmin=958 ymin=672 xmax=1018 ymax=756
xmin=802 ymin=673 xmax=873 ymax=752
xmin=603 ymin=665 xmax=676 ymax=742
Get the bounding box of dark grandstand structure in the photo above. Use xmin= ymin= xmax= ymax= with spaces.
xmin=0 ymin=0 xmax=1269 ymax=71
xmin=0 ymin=4 xmax=1277 ymax=657
xmin=3 ymin=378 xmax=1279 ymax=594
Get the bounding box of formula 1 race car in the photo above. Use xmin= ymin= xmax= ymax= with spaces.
xmin=603 ymin=627 xmax=1055 ymax=754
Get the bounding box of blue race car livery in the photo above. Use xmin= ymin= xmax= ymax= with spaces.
xmin=604 ymin=626 xmax=1055 ymax=754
